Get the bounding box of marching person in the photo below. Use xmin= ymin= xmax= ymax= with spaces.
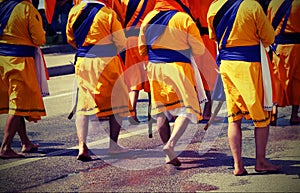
xmin=0 ymin=0 xmax=46 ymax=158
xmin=267 ymin=0 xmax=300 ymax=126
xmin=66 ymin=0 xmax=132 ymax=161
xmin=139 ymin=0 xmax=206 ymax=166
xmin=120 ymin=0 xmax=156 ymax=125
xmin=207 ymin=0 xmax=282 ymax=175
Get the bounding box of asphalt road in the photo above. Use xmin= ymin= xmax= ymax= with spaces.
xmin=0 ymin=50 xmax=299 ymax=192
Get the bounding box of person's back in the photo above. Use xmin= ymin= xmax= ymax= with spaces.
xmin=208 ymin=0 xmax=274 ymax=48
xmin=67 ymin=2 xmax=125 ymax=50
xmin=66 ymin=0 xmax=131 ymax=160
xmin=0 ymin=0 xmax=45 ymax=46
xmin=207 ymin=0 xmax=281 ymax=175
xmin=0 ymin=0 xmax=46 ymax=158
xmin=141 ymin=11 xmax=204 ymax=56
xmin=139 ymin=0 xmax=205 ymax=166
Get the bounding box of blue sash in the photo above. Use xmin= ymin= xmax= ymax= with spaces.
xmin=0 ymin=0 xmax=22 ymax=36
xmin=145 ymin=10 xmax=191 ymax=63
xmin=73 ymin=3 xmax=104 ymax=47
xmin=124 ymin=0 xmax=148 ymax=37
xmin=272 ymin=0 xmax=299 ymax=45
xmin=219 ymin=45 xmax=260 ymax=62
xmin=0 ymin=43 xmax=35 ymax=57
xmin=272 ymin=0 xmax=293 ymax=31
xmin=215 ymin=0 xmax=243 ymax=49
xmin=148 ymin=48 xmax=191 ymax=63
xmin=212 ymin=0 xmax=244 ymax=101
xmin=275 ymin=33 xmax=300 ymax=44
xmin=77 ymin=44 xmax=117 ymax=58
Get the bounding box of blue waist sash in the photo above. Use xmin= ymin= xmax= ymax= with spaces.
xmin=272 ymin=0 xmax=293 ymax=30
xmin=148 ymin=48 xmax=191 ymax=63
xmin=77 ymin=44 xmax=117 ymax=58
xmin=0 ymin=43 xmax=35 ymax=57
xmin=219 ymin=45 xmax=260 ymax=62
xmin=275 ymin=33 xmax=300 ymax=44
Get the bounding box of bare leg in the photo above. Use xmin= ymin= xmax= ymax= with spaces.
xmin=17 ymin=117 xmax=39 ymax=153
xmin=290 ymin=105 xmax=300 ymax=124
xmin=108 ymin=114 xmax=128 ymax=154
xmin=128 ymin=90 xmax=140 ymax=124
xmin=0 ymin=115 xmax=25 ymax=158
xmin=203 ymin=90 xmax=212 ymax=120
xmin=76 ymin=115 xmax=91 ymax=161
xmin=163 ymin=116 xmax=190 ymax=166
xmin=147 ymin=92 xmax=155 ymax=138
xmin=228 ymin=119 xmax=247 ymax=175
xmin=254 ymin=126 xmax=281 ymax=172
xmin=148 ymin=92 xmax=153 ymax=122
xmin=156 ymin=113 xmax=171 ymax=144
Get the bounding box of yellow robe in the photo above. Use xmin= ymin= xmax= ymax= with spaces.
xmin=268 ymin=0 xmax=300 ymax=107
xmin=207 ymin=0 xmax=275 ymax=127
xmin=66 ymin=2 xmax=132 ymax=117
xmin=0 ymin=1 xmax=46 ymax=122
xmin=139 ymin=9 xmax=205 ymax=122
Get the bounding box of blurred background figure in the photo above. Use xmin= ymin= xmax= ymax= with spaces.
xmin=33 ymin=0 xmax=72 ymax=44
xmin=120 ymin=0 xmax=156 ymax=125
xmin=51 ymin=0 xmax=73 ymax=44
xmin=267 ymin=0 xmax=300 ymax=126
xmin=187 ymin=0 xmax=218 ymax=121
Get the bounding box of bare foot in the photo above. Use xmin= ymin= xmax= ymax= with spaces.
xmin=163 ymin=145 xmax=181 ymax=166
xmin=255 ymin=160 xmax=282 ymax=173
xmin=77 ymin=153 xmax=92 ymax=161
xmin=233 ymin=168 xmax=248 ymax=176
xmin=21 ymin=143 xmax=39 ymax=153
xmin=77 ymin=143 xmax=91 ymax=161
xmin=166 ymin=157 xmax=181 ymax=166
xmin=233 ymin=162 xmax=248 ymax=176
xmin=0 ymin=149 xmax=25 ymax=159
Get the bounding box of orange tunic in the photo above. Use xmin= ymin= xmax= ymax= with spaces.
xmin=268 ymin=0 xmax=300 ymax=107
xmin=0 ymin=0 xmax=46 ymax=122
xmin=188 ymin=0 xmax=218 ymax=92
xmin=120 ymin=0 xmax=155 ymax=92
xmin=66 ymin=2 xmax=132 ymax=117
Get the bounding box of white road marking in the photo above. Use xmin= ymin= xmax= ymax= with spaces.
xmin=43 ymin=92 xmax=74 ymax=100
